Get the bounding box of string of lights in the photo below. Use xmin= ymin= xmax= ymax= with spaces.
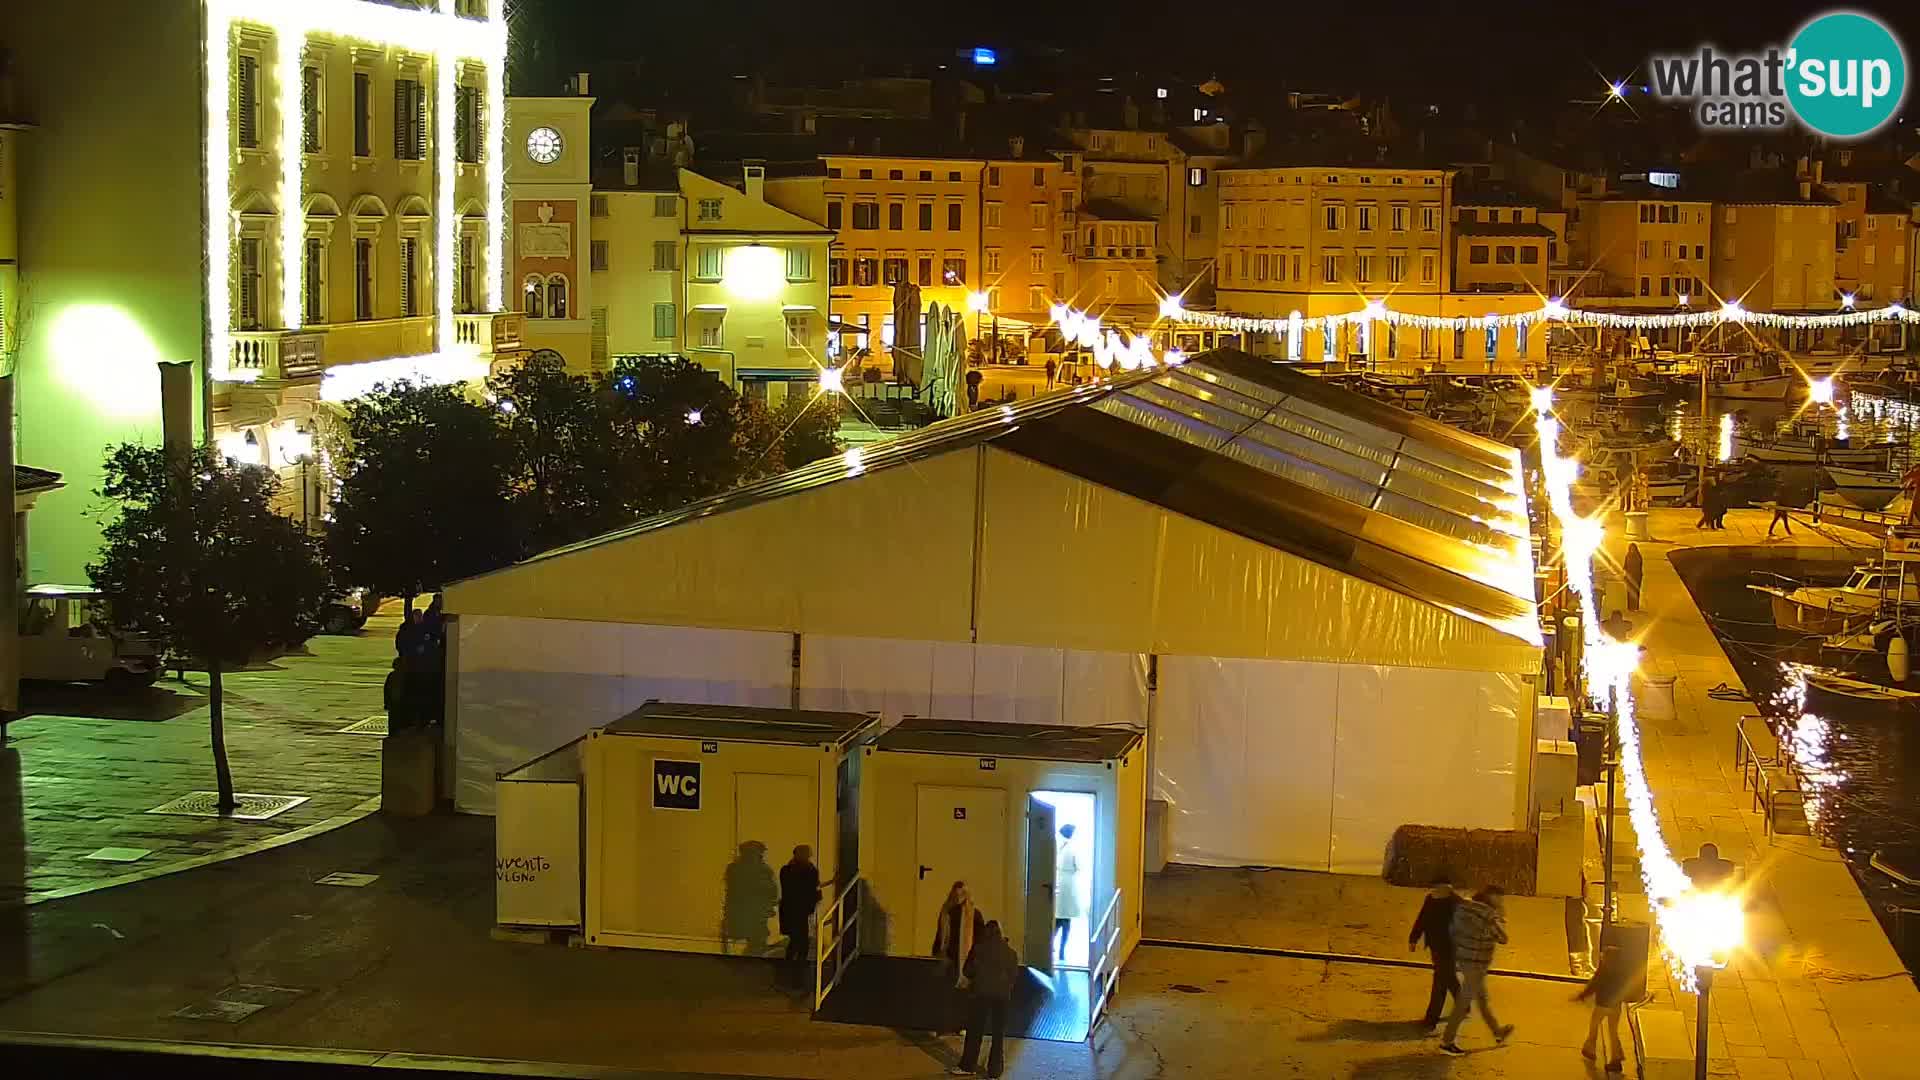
xmin=1161 ymin=294 xmax=1916 ymax=336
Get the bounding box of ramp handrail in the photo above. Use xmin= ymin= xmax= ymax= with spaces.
xmin=1087 ymin=887 xmax=1125 ymax=1034
xmin=814 ymin=874 xmax=864 ymax=1011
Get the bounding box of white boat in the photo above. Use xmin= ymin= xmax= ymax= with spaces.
xmin=1825 ymin=466 xmax=1903 ymax=511
xmin=1737 ymin=439 xmax=1890 ymax=468
xmin=1714 ymin=371 xmax=1794 ymax=401
xmin=1749 ymin=565 xmax=1920 ymax=636
xmin=1805 ymin=667 xmax=1920 ymax=709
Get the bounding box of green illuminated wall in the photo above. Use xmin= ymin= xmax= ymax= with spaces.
xmin=2 ymin=1 xmax=207 ymax=584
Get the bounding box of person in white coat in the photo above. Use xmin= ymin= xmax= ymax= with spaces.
xmin=1053 ymin=823 xmax=1083 ymax=962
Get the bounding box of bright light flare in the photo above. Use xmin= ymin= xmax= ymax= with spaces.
xmin=1808 ymin=376 xmax=1835 ymax=406
xmin=817 ymin=366 xmax=845 ymax=395
xmin=722 ymin=244 xmax=785 ymax=300
xmin=1662 ymin=889 xmax=1746 ymax=971
xmin=966 ymin=290 xmax=992 ymax=313
xmin=1529 ymin=384 xmax=1555 ymax=415
xmin=1158 ymin=294 xmax=1185 ymax=319
xmin=1718 ymin=412 xmax=1734 ymax=462
xmin=685 ymin=408 xmax=703 ymax=425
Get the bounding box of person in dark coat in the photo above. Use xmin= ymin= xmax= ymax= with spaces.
xmin=1623 ymin=543 xmax=1644 ymax=613
xmin=956 ymin=920 xmax=1019 ymax=1077
xmin=1768 ymin=477 xmax=1797 ymax=537
xmin=932 ymin=882 xmax=986 ymax=1035
xmin=965 ymin=368 xmax=983 ymax=409
xmin=778 ymin=845 xmax=822 ymax=986
xmin=1695 ymin=481 xmax=1717 ymax=530
xmin=1575 ymin=942 xmax=1637 ymax=1073
xmin=1408 ymin=878 xmax=1460 ymax=1029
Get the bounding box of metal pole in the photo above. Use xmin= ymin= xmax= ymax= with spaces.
xmin=1603 ymin=688 xmax=1618 ymax=930
xmin=1699 ymin=353 xmax=1712 ymax=509
xmin=1694 ymin=966 xmax=1713 ymax=1080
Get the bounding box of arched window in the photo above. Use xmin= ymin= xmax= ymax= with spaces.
xmin=547 ymin=275 xmax=569 ymax=320
xmin=523 ymin=275 xmax=545 ymax=319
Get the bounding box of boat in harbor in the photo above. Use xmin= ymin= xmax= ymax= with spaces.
xmin=1714 ymin=369 xmax=1794 ymax=401
xmin=1824 ymin=466 xmax=1904 ymax=511
xmin=1736 ymin=438 xmax=1891 ymax=468
xmin=1602 ymin=378 xmax=1666 ymax=408
xmin=1751 ymin=565 xmax=1920 ymax=636
xmin=1804 ymin=667 xmax=1920 ymax=710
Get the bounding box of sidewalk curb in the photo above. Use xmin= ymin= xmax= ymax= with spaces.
xmin=23 ymin=795 xmax=384 ymax=906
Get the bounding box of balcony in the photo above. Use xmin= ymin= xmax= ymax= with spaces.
xmin=230 ymin=330 xmax=326 ymax=380
xmin=455 ymin=311 xmax=525 ymax=353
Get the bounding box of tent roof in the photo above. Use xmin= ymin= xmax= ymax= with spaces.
xmin=876 ymin=717 xmax=1143 ymax=763
xmin=448 ymin=350 xmax=1541 ymax=669
xmin=604 ymin=701 xmax=878 ymax=750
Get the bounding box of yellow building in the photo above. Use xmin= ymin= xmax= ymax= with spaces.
xmin=1823 ymin=172 xmax=1910 ymax=308
xmin=976 ymin=143 xmax=1079 ymax=344
xmin=1567 ymin=191 xmax=1713 ymax=307
xmin=1710 ymin=185 xmax=1837 ymax=317
xmin=1216 ymin=160 xmax=1544 ymax=368
xmin=810 ymin=154 xmax=984 ymax=367
xmin=3 ymin=0 xmax=523 ymax=582
xmin=1450 ymin=190 xmax=1552 ymax=296
xmin=508 ymin=92 xmax=596 ymax=369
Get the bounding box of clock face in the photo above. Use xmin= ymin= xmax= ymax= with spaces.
xmin=526 ymin=126 xmax=563 ymax=165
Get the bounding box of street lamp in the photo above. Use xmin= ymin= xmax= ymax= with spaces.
xmin=1665 ymin=889 xmax=1744 ymax=1080
xmin=967 ymin=290 xmax=995 ymax=361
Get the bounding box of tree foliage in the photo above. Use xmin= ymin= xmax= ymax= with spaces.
xmin=326 ymin=380 xmax=519 ymax=600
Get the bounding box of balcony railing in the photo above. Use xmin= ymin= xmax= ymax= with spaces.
xmin=229 ymin=330 xmax=326 ymax=380
xmin=455 ymin=311 xmax=526 ymax=352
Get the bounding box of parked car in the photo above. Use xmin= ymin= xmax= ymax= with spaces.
xmin=319 ymin=589 xmax=373 ymax=635
xmin=19 ymin=584 xmax=161 ymax=690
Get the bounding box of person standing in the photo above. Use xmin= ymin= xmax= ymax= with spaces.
xmin=954 ymin=921 xmax=1018 ymax=1077
xmin=1407 ymin=877 xmax=1459 ymax=1029
xmin=1623 ymin=543 xmax=1644 ymax=613
xmin=1575 ymin=942 xmax=1636 ymax=1073
xmin=1044 ymin=357 xmax=1057 ymax=388
xmin=778 ymin=845 xmax=822 ymax=987
xmin=1053 ymin=823 xmax=1083 ymax=962
xmin=932 ymin=882 xmax=985 ymax=1034
xmin=965 ymin=368 xmax=983 ymax=410
xmin=1440 ymin=886 xmax=1514 ymax=1055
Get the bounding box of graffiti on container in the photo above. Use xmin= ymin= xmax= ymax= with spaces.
xmin=496 ymin=854 xmax=553 ymax=883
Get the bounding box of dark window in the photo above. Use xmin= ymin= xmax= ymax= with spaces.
xmin=947 ymin=203 xmax=962 ymax=230
xmin=400 ymin=238 xmax=419 ymax=317
xmin=828 ymin=258 xmax=848 ymax=286
xmin=300 ymin=66 xmax=321 ymax=154
xmin=826 ymin=202 xmax=843 ymax=230
xmin=917 ymin=256 xmax=933 ymax=285
xmin=1639 ymin=276 xmax=1650 ymax=296
xmin=919 ymin=203 xmax=933 ymax=230
xmin=1469 ymin=245 xmax=1490 ymax=264
xmin=236 ymin=237 xmax=261 ymax=328
xmin=1495 ymin=246 xmax=1516 ymax=264
xmin=1694 ymin=244 xmax=1705 ymax=259
xmin=1519 ymin=246 xmax=1539 ymax=264
xmin=948 ymin=171 xmax=961 ymax=181
xmin=883 ymin=257 xmax=907 ymax=284
xmin=393 ymin=78 xmax=425 ymax=160
xmin=303 ymin=238 xmax=324 ymax=323
xmin=888 ymin=203 xmax=903 ymax=230
xmin=455 ymin=84 xmax=480 ymax=163
xmin=353 ymin=72 xmax=372 ymax=156
xmin=859 ymin=168 xmax=873 ymax=179
xmin=889 ymin=169 xmax=903 ymax=180
xmin=851 ymin=203 xmax=879 ymax=230
xmin=854 ymin=257 xmax=877 ymax=286
xmin=355 ymin=238 xmax=374 ymax=319
xmin=236 ymin=55 xmax=259 ymax=149
xmin=943 ymin=257 xmax=966 ymax=285
xmin=827 ymin=167 xmax=841 ymax=178
xmin=920 ymin=170 xmax=932 ymax=181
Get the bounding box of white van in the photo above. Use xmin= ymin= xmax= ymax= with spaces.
xmin=20 ymin=585 xmax=162 ymax=690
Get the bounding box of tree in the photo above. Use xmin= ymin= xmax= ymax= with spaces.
xmin=738 ymin=390 xmax=845 ymax=480
xmin=608 ymin=354 xmax=755 ymax=513
xmin=327 ymin=380 xmax=518 ymax=607
xmin=491 ymin=355 xmax=639 ymax=552
xmin=88 ymin=444 xmax=330 ymax=810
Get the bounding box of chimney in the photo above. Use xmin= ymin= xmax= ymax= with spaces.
xmin=1799 ymin=177 xmax=1812 ymax=200
xmin=572 ymin=71 xmax=591 ymax=97
xmin=1814 ymin=159 xmax=1824 ymax=184
xmin=956 ymin=109 xmax=968 ymax=144
xmin=1008 ymin=135 xmax=1025 ymax=158
xmin=622 ymin=148 xmax=640 ymax=187
xmin=1123 ymin=96 xmax=1140 ymax=130
xmin=744 ymin=162 xmax=765 ymax=202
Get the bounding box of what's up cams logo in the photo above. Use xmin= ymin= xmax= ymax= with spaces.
xmin=1649 ymin=11 xmax=1907 ymax=138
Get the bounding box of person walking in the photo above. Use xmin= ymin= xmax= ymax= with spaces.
xmin=932 ymin=882 xmax=985 ymax=1034
xmin=777 ymin=845 xmax=822 ymax=988
xmin=1407 ymin=877 xmax=1460 ymax=1029
xmin=1623 ymin=543 xmax=1644 ymax=613
xmin=1767 ymin=476 xmax=1797 ymax=538
xmin=1053 ymin=824 xmax=1082 ymax=962
xmin=1440 ymin=886 xmax=1514 ymax=1055
xmin=1695 ymin=479 xmax=1717 ymax=530
xmin=1575 ymin=942 xmax=1637 ymax=1073
xmin=954 ymin=921 xmax=1019 ymax=1077
xmin=1044 ymin=357 xmax=1057 ymax=388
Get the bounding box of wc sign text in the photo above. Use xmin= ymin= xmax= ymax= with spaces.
xmin=1649 ymin=11 xmax=1907 ymax=138
xmin=652 ymin=758 xmax=701 ymax=810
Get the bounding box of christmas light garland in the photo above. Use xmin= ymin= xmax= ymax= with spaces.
xmin=1165 ymin=296 xmax=1916 ymax=337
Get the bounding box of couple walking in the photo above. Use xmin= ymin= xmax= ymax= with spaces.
xmin=1408 ymin=879 xmax=1514 ymax=1055
xmin=934 ymin=882 xmax=1019 ymax=1078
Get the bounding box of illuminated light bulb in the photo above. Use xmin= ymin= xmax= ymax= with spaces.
xmin=685 ymin=409 xmax=703 ymax=425
xmin=1608 ymin=81 xmax=1626 ymax=99
xmin=1662 ymin=889 xmax=1745 ymax=971
xmin=1000 ymin=405 xmax=1015 ymax=421
xmin=1159 ymin=294 xmax=1185 ymax=319
xmin=1841 ymin=292 xmax=1857 ymax=310
xmin=1075 ymin=317 xmax=1102 ymax=349
xmin=1808 ymin=376 xmax=1834 ymax=406
xmin=1529 ymin=385 xmax=1555 ymax=415
xmin=1165 ymin=348 xmax=1186 ymax=365
xmin=1542 ymin=298 xmax=1569 ymax=321
xmin=1362 ymin=298 xmax=1387 ymax=321
xmin=723 ymin=244 xmax=785 ymax=300
xmin=967 ymin=290 xmax=992 ymax=313
xmin=1049 ymin=303 xmax=1069 ymax=326
xmin=1677 ymin=293 xmax=1690 ymax=307
xmin=1721 ymin=299 xmax=1746 ymax=320
xmin=817 ymin=366 xmax=845 ymax=395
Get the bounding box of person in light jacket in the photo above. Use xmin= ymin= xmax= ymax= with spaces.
xmin=1440 ymin=886 xmax=1515 ymax=1055
xmin=1053 ymin=824 xmax=1083 ymax=961
xmin=954 ymin=921 xmax=1018 ymax=1077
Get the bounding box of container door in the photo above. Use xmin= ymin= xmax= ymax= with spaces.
xmin=914 ymin=785 xmax=1007 ymax=955
xmin=1024 ymin=795 xmax=1057 ymax=975
xmin=736 ymin=772 xmax=818 ymax=948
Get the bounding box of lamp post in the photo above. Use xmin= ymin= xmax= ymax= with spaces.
xmin=1694 ymin=964 xmax=1715 ymax=1080
xmin=1603 ymin=687 xmax=1619 ymax=929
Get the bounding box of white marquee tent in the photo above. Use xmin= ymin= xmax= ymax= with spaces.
xmin=444 ymin=351 xmax=1543 ymax=874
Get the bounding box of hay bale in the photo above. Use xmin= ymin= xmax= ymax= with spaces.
xmin=1386 ymin=825 xmax=1537 ymax=895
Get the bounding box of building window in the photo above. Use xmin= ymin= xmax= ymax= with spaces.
xmin=393 ymin=78 xmax=426 ymax=160
xmin=828 ymin=258 xmax=848 ymax=286
xmin=883 ymin=256 xmax=907 ymax=285
xmin=1495 ymin=246 xmax=1515 ymax=264
xmin=1638 ymin=240 xmax=1650 ymax=259
xmin=694 ymin=245 xmax=723 ymax=281
xmin=859 ymin=169 xmax=873 ymax=180
xmin=852 ymin=202 xmax=879 ymax=230
xmin=590 ymin=194 xmax=608 ymax=217
xmin=455 ymin=84 xmax=480 ymax=163
xmin=918 ymin=202 xmax=933 ymax=230
xmin=1322 ymin=253 xmax=1340 ymax=282
xmin=547 ymin=276 xmax=569 ymax=319
xmin=1390 ymin=204 xmax=1407 ymax=231
xmin=1030 ymin=203 xmax=1047 ymax=229
xmin=1324 ymin=204 xmax=1344 ymax=230
xmin=652 ymin=302 xmax=675 ymax=339
xmin=948 ymin=203 xmax=962 ymax=230
xmin=854 ymin=255 xmax=877 ymax=286
xmin=698 ymin=198 xmax=723 ymax=222
xmin=1356 ymin=254 xmax=1373 ymax=281
xmin=1723 ymin=207 xmax=1737 ymax=224
xmin=1639 ymin=276 xmax=1650 ymax=296
xmin=301 ymin=65 xmax=322 ymax=153
xmin=590 ymin=240 xmax=609 ymax=272
xmin=1470 ymin=245 xmax=1490 ymax=264
xmin=654 ymin=195 xmax=677 ymax=217
xmin=236 ymin=53 xmax=261 ymax=149
xmin=884 ymin=201 xmax=901 ymax=230
xmin=1420 ymin=254 xmax=1436 ymax=283
xmin=1189 ymin=167 xmax=1206 ymax=186
xmin=1484 ymin=322 xmax=1497 ymax=359
xmin=917 ymin=255 xmax=933 ymax=286
xmin=1030 ymin=248 xmax=1045 ymax=273
xmin=787 ymin=247 xmax=813 ymax=281
xmin=984 ymin=202 xmax=1004 ymax=229
xmin=458 ymin=234 xmax=477 ymax=313
xmin=236 ymin=236 xmax=262 ymax=329
xmin=303 ymin=237 xmax=326 ymax=323
xmin=353 ymin=71 xmax=372 ymax=157
xmin=699 ymin=319 xmax=723 ymax=348
xmin=826 ymin=201 xmax=843 ymax=230
xmin=1421 ymin=205 xmax=1438 ymax=231
xmin=1357 ymin=205 xmax=1374 ymax=231
xmin=356 ymin=239 xmax=375 ymax=319
xmin=1520 ymin=247 xmax=1539 ymax=264
xmin=889 ymin=169 xmax=903 ymax=181
xmin=1453 ymin=324 xmax=1465 ymax=358
xmin=943 ymin=257 xmax=966 ymax=285
xmin=986 ymin=166 xmax=1001 ymax=186
xmin=523 ymin=275 xmax=543 ymax=318
xmin=1659 ymin=276 xmax=1671 ymax=296
xmin=785 ymin=313 xmax=811 ymax=348
xmin=985 ymin=248 xmax=1002 ymax=274
xmin=1388 ymin=254 xmax=1406 ymax=283
xmin=399 ymin=237 xmax=421 ymax=317
xmin=652 ymin=241 xmax=677 ymax=271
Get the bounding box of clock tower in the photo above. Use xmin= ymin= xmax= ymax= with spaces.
xmin=506 ymin=79 xmax=596 ymax=371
